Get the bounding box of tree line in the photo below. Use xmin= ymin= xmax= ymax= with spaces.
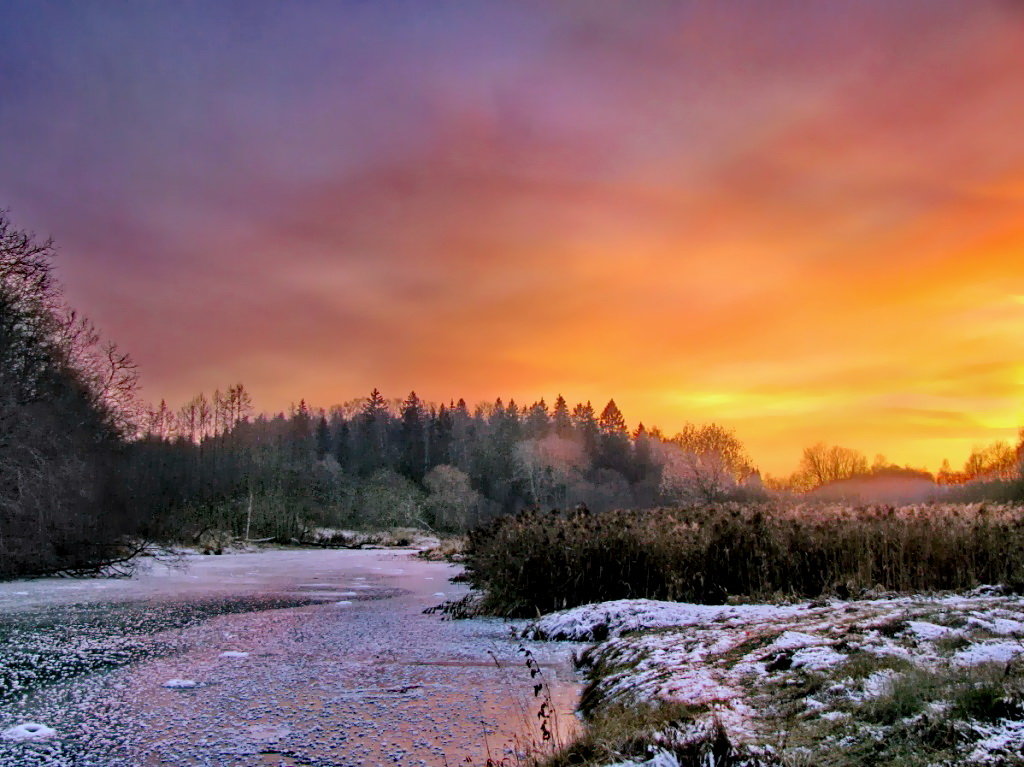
xmin=132 ymin=388 xmax=1023 ymax=548
xmin=130 ymin=387 xmax=761 ymax=542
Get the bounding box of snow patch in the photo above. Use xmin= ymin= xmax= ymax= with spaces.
xmin=2 ymin=722 xmax=57 ymax=741
xmin=606 ymin=749 xmax=680 ymax=767
xmin=527 ymin=598 xmax=813 ymax=641
xmin=967 ymin=719 xmax=1024 ymax=764
xmin=954 ymin=641 xmax=1024 ymax=666
xmin=905 ymin=621 xmax=955 ymax=640
xmin=162 ymin=678 xmax=199 ymax=688
xmin=790 ymin=645 xmax=847 ymax=670
xmin=768 ymin=631 xmax=830 ymax=651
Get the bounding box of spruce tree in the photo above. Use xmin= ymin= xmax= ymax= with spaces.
xmin=400 ymin=391 xmax=427 ymax=482
xmin=551 ymin=394 xmax=572 ymax=437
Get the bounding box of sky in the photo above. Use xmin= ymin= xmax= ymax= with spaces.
xmin=1 ymin=1 xmax=1023 ymax=476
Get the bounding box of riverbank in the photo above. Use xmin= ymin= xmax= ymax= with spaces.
xmin=525 ymin=593 xmax=1024 ymax=766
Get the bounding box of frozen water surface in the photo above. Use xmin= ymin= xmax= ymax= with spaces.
xmin=0 ymin=549 xmax=580 ymax=766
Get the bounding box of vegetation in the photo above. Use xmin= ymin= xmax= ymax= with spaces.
xmin=123 ymin=388 xmax=766 ymax=546
xmin=0 ymin=213 xmax=141 ymax=577
xmin=464 ymin=502 xmax=1024 ymax=615
xmin=529 ymin=591 xmax=1024 ymax=767
xmin=541 ymin=701 xmax=722 ymax=767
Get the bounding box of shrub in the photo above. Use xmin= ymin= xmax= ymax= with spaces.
xmin=463 ymin=502 xmax=1024 ymax=615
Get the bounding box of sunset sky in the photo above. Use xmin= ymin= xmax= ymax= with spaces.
xmin=2 ymin=1 xmax=1022 ymax=475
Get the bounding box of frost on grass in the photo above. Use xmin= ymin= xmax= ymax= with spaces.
xmin=533 ymin=593 xmax=1024 ymax=766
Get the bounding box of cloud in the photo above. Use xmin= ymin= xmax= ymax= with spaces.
xmin=1 ymin=0 xmax=1022 ymax=473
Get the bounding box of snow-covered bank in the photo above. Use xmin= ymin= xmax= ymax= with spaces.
xmin=529 ymin=592 xmax=1024 ymax=766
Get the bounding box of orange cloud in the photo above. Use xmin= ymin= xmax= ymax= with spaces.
xmin=3 ymin=1 xmax=1023 ymax=476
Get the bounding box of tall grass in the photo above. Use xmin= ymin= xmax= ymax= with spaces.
xmin=463 ymin=503 xmax=1024 ymax=615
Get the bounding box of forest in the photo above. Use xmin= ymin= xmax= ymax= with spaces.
xmin=2 ymin=211 xmax=1022 ymax=578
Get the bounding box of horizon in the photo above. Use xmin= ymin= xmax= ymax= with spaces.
xmin=143 ymin=386 xmax=1013 ymax=479
xmin=2 ymin=1 xmax=1023 ymax=477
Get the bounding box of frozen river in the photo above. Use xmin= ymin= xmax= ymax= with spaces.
xmin=0 ymin=549 xmax=581 ymax=766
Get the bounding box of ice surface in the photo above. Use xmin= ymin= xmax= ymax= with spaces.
xmin=0 ymin=549 xmax=580 ymax=767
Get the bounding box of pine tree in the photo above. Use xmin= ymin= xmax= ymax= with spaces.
xmin=551 ymin=394 xmax=572 ymax=437
xmin=632 ymin=423 xmax=653 ymax=483
xmin=524 ymin=399 xmax=550 ymax=438
xmin=333 ymin=419 xmax=351 ymax=470
xmin=356 ymin=388 xmax=391 ymax=475
xmin=315 ymin=415 xmax=331 ymax=460
xmin=400 ymin=391 xmax=427 ymax=482
xmin=598 ymin=399 xmax=628 ymax=435
xmin=432 ymin=403 xmax=454 ymax=467
xmin=571 ymin=401 xmax=599 ymax=459
xmin=597 ymin=399 xmax=631 ymax=476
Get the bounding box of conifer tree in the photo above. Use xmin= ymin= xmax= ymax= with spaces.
xmin=356 ymin=388 xmax=391 ymax=474
xmin=315 ymin=415 xmax=331 ymax=460
xmin=597 ymin=399 xmax=631 ymax=475
xmin=551 ymin=394 xmax=572 ymax=437
xmin=571 ymin=401 xmax=599 ymax=460
xmin=432 ymin=403 xmax=454 ymax=467
xmin=400 ymin=391 xmax=427 ymax=482
xmin=524 ymin=399 xmax=550 ymax=438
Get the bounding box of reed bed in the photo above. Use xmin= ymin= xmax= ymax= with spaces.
xmin=463 ymin=503 xmax=1024 ymax=615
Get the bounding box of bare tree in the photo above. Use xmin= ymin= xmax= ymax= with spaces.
xmin=796 ymin=443 xmax=869 ymax=489
xmin=0 ymin=211 xmax=138 ymax=576
xmin=660 ymin=423 xmax=753 ymax=501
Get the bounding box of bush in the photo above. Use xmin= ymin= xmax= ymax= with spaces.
xmin=463 ymin=502 xmax=1024 ymax=615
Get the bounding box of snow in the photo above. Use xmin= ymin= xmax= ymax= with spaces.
xmin=606 ymin=749 xmax=680 ymax=767
xmin=218 ymin=651 xmax=249 ymax=658
xmin=531 ymin=591 xmax=1024 ymax=762
xmin=2 ymin=723 xmax=56 ymax=742
xmin=526 ymin=598 xmax=811 ymax=641
xmin=904 ymin=620 xmax=955 ymax=640
xmin=954 ymin=640 xmax=1024 ymax=666
xmin=767 ymin=631 xmax=831 ymax=651
xmin=789 ymin=645 xmax=847 ymax=670
xmin=967 ymin=720 xmax=1024 ymax=764
xmin=966 ymin=616 xmax=1024 ymax=636
xmin=161 ymin=679 xmax=198 ymax=688
xmin=860 ymin=670 xmax=900 ymax=700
